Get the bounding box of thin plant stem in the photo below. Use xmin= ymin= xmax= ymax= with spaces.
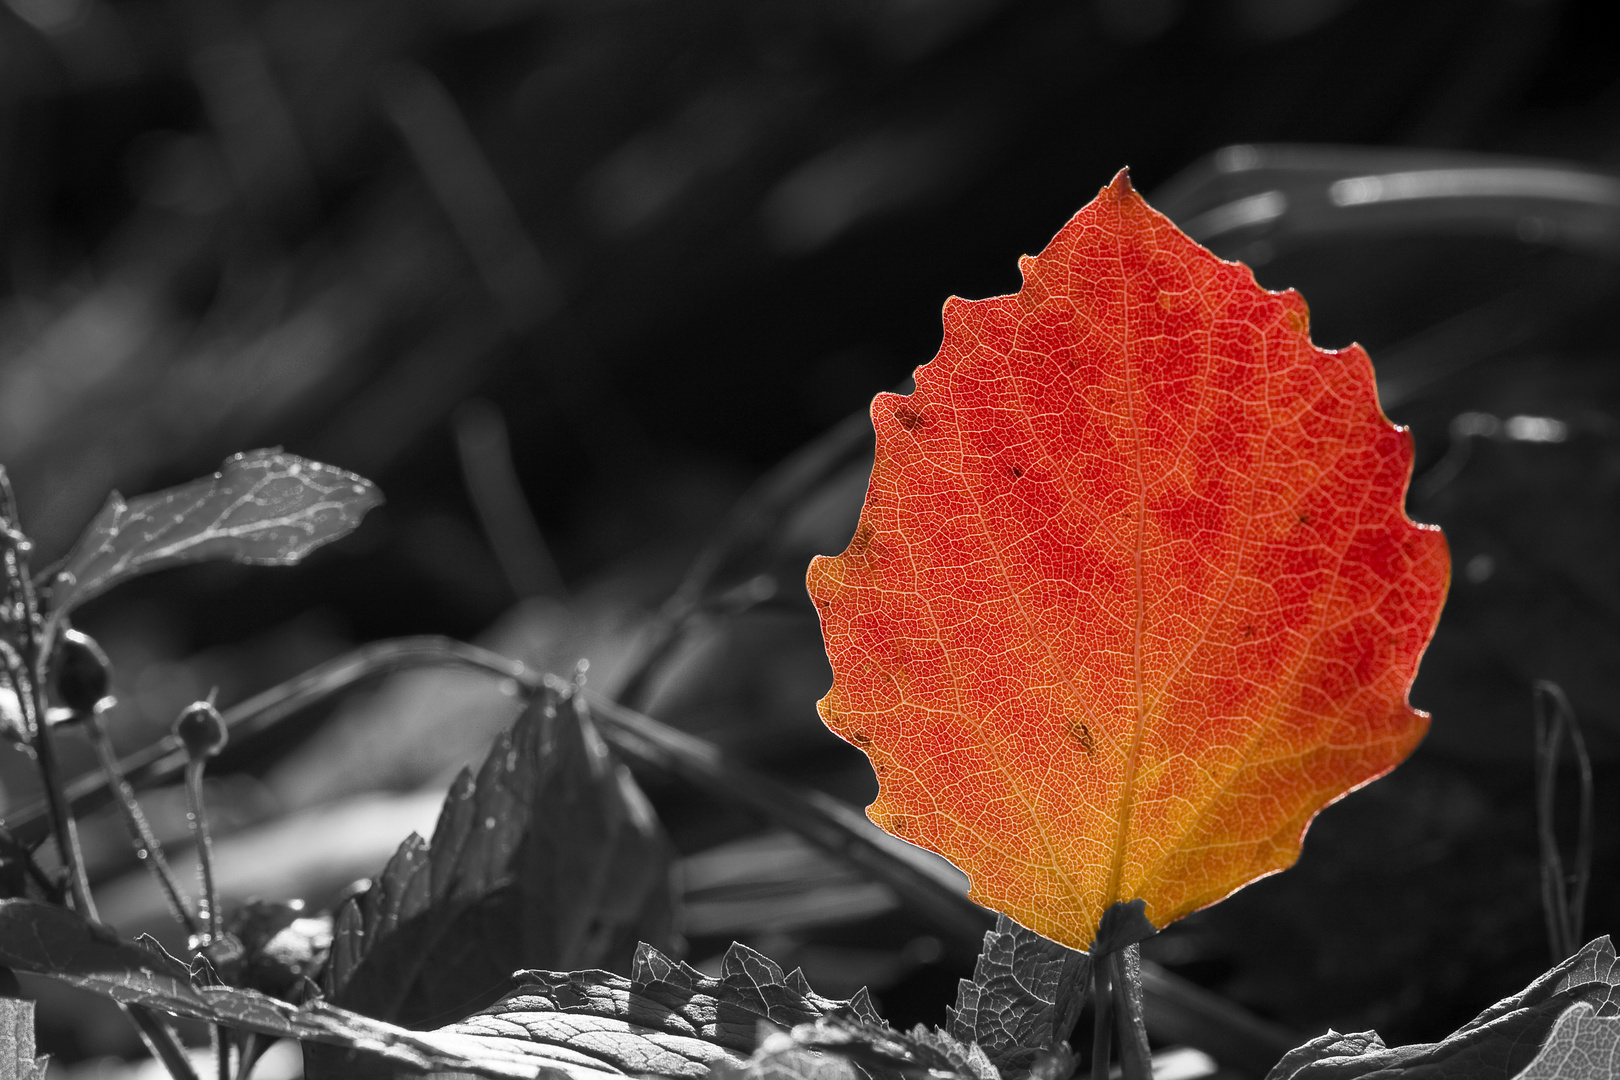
xmin=4 ymin=636 xmax=546 ymax=845
xmin=216 ymin=1025 xmax=231 ymax=1080
xmin=85 ymin=711 xmax=199 ymax=935
xmin=1111 ymin=945 xmax=1152 ymax=1080
xmin=30 ymin=697 xmax=94 ymax=919
xmin=38 ymin=708 xmax=196 ymax=1080
xmin=184 ymin=759 xmax=223 ymax=943
xmin=127 ymin=1007 xmax=201 ymax=1080
xmin=234 ymin=1034 xmax=271 ymax=1080
xmin=28 ymin=609 xmax=102 ymax=921
xmin=3 ymin=481 xmax=197 ymax=1080
xmin=0 ymin=642 xmax=62 ymax=901
xmin=1090 ymin=957 xmax=1113 ymax=1080
xmin=0 ymin=637 xmax=81 ymax=911
xmin=38 ymin=649 xmax=198 ymax=1080
xmin=454 ymin=398 xmax=565 ymax=600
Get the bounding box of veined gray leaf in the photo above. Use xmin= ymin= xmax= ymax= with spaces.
xmin=1267 ymin=936 xmax=1620 ymax=1080
xmin=1512 ymin=1002 xmax=1620 ymax=1080
xmin=50 ymin=449 xmax=381 ymax=615
xmin=947 ymin=915 xmax=1089 ymax=1075
xmin=415 ymin=941 xmax=884 ymax=1080
xmin=712 ymin=1014 xmax=998 ymax=1080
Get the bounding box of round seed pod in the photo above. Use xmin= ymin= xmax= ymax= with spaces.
xmin=51 ymin=628 xmax=115 ymax=719
xmin=174 ymin=701 xmax=228 ymax=759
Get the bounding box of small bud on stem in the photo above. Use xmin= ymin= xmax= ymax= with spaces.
xmin=175 ymin=700 xmax=228 ymax=945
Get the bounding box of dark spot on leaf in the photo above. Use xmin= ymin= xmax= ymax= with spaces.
xmin=1297 ymin=511 xmax=1311 ymax=525
xmin=894 ymin=405 xmax=924 ymax=430
xmin=849 ymin=524 xmax=873 ymax=556
xmin=1067 ymin=720 xmax=1095 ymax=754
xmin=891 ymin=815 xmax=911 ymax=834
xmin=1004 ymin=464 xmax=1023 ymax=480
xmin=1242 ymin=623 xmax=1255 ymax=639
xmin=851 ymin=730 xmax=871 ymax=746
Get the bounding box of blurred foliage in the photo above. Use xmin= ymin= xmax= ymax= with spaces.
xmin=3 ymin=0 xmax=1620 ymax=1073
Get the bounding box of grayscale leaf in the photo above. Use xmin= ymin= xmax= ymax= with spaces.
xmin=323 ymin=683 xmax=677 ymax=1028
xmin=315 ymin=940 xmax=884 ymax=1080
xmin=947 ymin=915 xmax=1089 ymax=1075
xmin=368 ymin=940 xmax=884 ymax=1080
xmin=1512 ymin=1003 xmax=1620 ymax=1080
xmin=0 ymin=898 xmax=573 ymax=1079
xmin=1266 ymin=936 xmax=1620 ymax=1080
xmin=50 ymin=449 xmax=382 ymax=615
xmin=712 ymin=1015 xmax=998 ymax=1080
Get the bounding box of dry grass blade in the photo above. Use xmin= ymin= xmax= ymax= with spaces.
xmin=611 ymin=405 xmax=876 ymax=711
xmin=1153 ymin=145 xmax=1620 ymax=259
xmin=1532 ymin=680 xmax=1594 ymax=962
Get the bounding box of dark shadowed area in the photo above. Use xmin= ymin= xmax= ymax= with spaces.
xmin=2 ymin=0 xmax=1618 ymax=1076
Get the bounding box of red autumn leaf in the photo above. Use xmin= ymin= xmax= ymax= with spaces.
xmin=807 ymin=170 xmax=1449 ymax=953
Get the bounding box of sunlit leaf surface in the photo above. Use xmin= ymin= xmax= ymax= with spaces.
xmin=808 ymin=171 xmax=1449 ymax=950
xmin=51 ymin=449 xmax=382 ymax=615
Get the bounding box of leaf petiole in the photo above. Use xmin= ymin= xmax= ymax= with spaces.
xmin=1090 ymin=955 xmax=1112 ymax=1080
xmin=1110 ymin=945 xmax=1152 ymax=1080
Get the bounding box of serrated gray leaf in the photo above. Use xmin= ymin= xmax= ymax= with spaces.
xmin=323 ymin=685 xmax=676 ymax=1028
xmin=712 ymin=1015 xmax=998 ymax=1080
xmin=50 ymin=449 xmax=382 ymax=615
xmin=381 ymin=939 xmax=886 ymax=1080
xmin=1265 ymin=936 xmax=1620 ymax=1080
xmin=479 ymin=940 xmax=878 ymax=1056
xmin=1512 ymin=1003 xmax=1620 ymax=1080
xmin=445 ymin=992 xmax=738 ymax=1078
xmin=947 ymin=915 xmax=1089 ymax=1074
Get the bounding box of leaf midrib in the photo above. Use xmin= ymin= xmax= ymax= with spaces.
xmin=1107 ymin=253 xmax=1148 ymax=913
